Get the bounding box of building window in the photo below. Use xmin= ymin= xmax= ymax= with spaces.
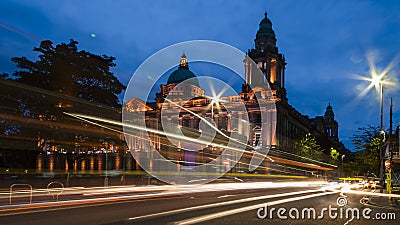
xmin=218 ymin=116 xmax=228 ymax=130
xmin=251 ymin=113 xmax=261 ymax=125
xmin=253 ymin=133 xmax=262 ymax=146
xmin=182 ymin=118 xmax=190 ymax=128
xmin=193 ymin=118 xmax=200 ymax=130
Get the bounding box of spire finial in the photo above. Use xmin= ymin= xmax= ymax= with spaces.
xmin=326 ymin=102 xmax=333 ymax=111
xmin=179 ymin=52 xmax=188 ymax=68
xmin=264 ymin=11 xmax=268 ymax=18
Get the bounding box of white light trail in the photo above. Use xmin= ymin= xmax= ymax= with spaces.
xmin=64 ymin=112 xmax=250 ymax=155
xmin=64 ymin=112 xmax=276 ymax=163
xmin=0 ymin=181 xmax=327 ymax=208
xmin=129 ymin=189 xmax=321 ymax=221
xmin=173 ymin=191 xmax=336 ymax=225
xmin=163 ymin=98 xmax=250 ymax=148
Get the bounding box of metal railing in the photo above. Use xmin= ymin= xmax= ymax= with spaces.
xmin=47 ymin=181 xmax=64 ymax=201
xmin=9 ymin=184 xmax=33 ymax=205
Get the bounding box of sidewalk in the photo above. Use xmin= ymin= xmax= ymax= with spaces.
xmin=368 ymin=189 xmax=400 ymax=209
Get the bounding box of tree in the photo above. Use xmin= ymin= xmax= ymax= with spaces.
xmin=350 ymin=126 xmax=382 ymax=176
xmin=0 ymin=73 xmax=8 ymax=80
xmin=294 ymin=133 xmax=324 ymax=161
xmin=351 ymin=125 xmax=381 ymax=151
xmin=11 ymin=39 xmax=125 ymax=108
xmin=1 ymin=39 xmax=126 ymax=152
xmin=0 ymin=73 xmax=23 ymax=137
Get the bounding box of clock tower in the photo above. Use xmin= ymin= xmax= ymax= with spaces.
xmin=246 ymin=12 xmax=287 ymax=102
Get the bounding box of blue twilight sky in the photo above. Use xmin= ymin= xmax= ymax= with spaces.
xmin=1 ymin=0 xmax=400 ymax=151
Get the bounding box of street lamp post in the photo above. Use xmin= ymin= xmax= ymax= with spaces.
xmin=341 ymin=154 xmax=345 ymax=177
xmin=356 ymin=56 xmax=397 ymax=194
xmin=379 ymin=83 xmax=384 ymax=131
xmin=366 ymin=75 xmax=386 ymax=193
xmin=378 ymin=82 xmax=385 ymax=193
xmin=361 ymin=73 xmax=386 ymax=193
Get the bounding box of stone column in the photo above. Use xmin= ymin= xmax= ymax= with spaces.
xmin=237 ymin=112 xmax=243 ymax=135
xmin=227 ymin=114 xmax=231 ymax=132
xmin=261 ymin=105 xmax=277 ymax=148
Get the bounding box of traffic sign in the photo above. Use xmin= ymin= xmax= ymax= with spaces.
xmin=385 ymin=160 xmax=391 ymax=169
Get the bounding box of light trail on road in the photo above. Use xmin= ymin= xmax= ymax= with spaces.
xmin=129 ymin=189 xmax=322 ymax=221
xmin=64 ymin=112 xmax=335 ymax=170
xmin=173 ymin=191 xmax=337 ymax=225
xmin=0 ymin=181 xmax=327 ymax=215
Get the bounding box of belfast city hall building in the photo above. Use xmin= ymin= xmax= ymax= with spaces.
xmin=124 ymin=12 xmax=348 ymax=175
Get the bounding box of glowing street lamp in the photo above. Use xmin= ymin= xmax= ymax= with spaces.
xmin=354 ymin=54 xmax=397 ymax=131
xmin=353 ymin=53 xmax=398 ymax=193
xmin=367 ymin=73 xmax=386 ymax=193
xmin=376 ymin=77 xmax=384 ymax=132
xmin=206 ymin=95 xmax=226 ymax=118
xmin=211 ymin=99 xmax=215 ymax=118
xmin=358 ymin=71 xmax=386 ymax=131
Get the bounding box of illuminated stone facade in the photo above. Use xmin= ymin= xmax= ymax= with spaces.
xmin=124 ymin=12 xmax=346 ymax=160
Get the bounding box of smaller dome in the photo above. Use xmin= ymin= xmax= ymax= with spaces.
xmin=167 ymin=53 xmax=199 ymax=86
xmin=167 ymin=67 xmax=199 ymax=87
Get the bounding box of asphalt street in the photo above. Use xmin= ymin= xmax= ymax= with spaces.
xmin=0 ymin=184 xmax=398 ymax=225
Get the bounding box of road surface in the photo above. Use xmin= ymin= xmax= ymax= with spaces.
xmin=0 ymin=182 xmax=398 ymax=225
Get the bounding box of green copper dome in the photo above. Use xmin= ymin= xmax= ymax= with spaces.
xmin=167 ymin=67 xmax=199 ymax=86
xmin=256 ymin=12 xmax=276 ymax=39
xmin=167 ymin=54 xmax=199 ymax=87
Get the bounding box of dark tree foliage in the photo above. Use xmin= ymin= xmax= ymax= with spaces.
xmin=11 ymin=39 xmax=125 ymax=108
xmin=0 ymin=73 xmax=22 ymax=137
xmin=294 ymin=133 xmax=324 ymax=161
xmin=1 ymin=40 xmax=126 ymax=153
xmin=350 ymin=126 xmax=382 ymax=175
xmin=0 ymin=73 xmax=9 ymax=80
xmin=351 ymin=125 xmax=381 ymax=151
